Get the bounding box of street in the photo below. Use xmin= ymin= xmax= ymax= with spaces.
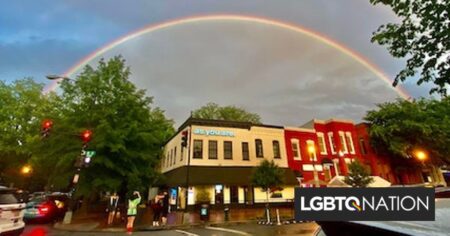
xmin=22 ymin=222 xmax=319 ymax=236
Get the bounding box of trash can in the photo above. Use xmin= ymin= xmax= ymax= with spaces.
xmin=199 ymin=204 xmax=210 ymax=221
xmin=224 ymin=207 xmax=230 ymax=221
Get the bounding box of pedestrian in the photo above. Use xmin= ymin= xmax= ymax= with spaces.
xmin=161 ymin=190 xmax=169 ymax=226
xmin=126 ymin=191 xmax=141 ymax=234
xmin=107 ymin=192 xmax=119 ymax=225
xmin=151 ymin=192 xmax=163 ymax=226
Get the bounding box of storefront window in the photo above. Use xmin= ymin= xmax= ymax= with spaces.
xmin=224 ymin=141 xmax=233 ymax=159
xmin=242 ymin=142 xmax=249 ymax=160
xmin=193 ymin=140 xmax=203 ymax=159
xmin=255 ymin=139 xmax=264 ymax=157
xmin=209 ymin=140 xmax=218 ymax=159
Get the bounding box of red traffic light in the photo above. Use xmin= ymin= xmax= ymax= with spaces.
xmin=181 ymin=130 xmax=188 ymax=147
xmin=81 ymin=130 xmax=92 ymax=143
xmin=42 ymin=119 xmax=53 ymax=129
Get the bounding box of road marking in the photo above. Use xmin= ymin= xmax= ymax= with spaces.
xmin=175 ymin=229 xmax=200 ymax=236
xmin=205 ymin=226 xmax=252 ymax=235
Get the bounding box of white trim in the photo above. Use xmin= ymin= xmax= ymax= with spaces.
xmin=328 ymin=132 xmax=336 ymax=154
xmin=302 ymin=164 xmax=323 ymax=171
xmin=284 ymin=126 xmax=316 ymax=133
xmin=317 ymin=132 xmax=327 ymax=155
xmin=291 ymin=139 xmax=301 ymax=160
xmin=338 ymin=131 xmax=348 ymax=154
xmin=345 ymin=132 xmax=355 ymax=154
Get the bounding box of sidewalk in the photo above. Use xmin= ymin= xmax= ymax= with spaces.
xmin=54 ymin=206 xmax=295 ymax=232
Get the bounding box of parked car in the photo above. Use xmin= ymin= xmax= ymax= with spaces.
xmin=435 ymin=187 xmax=450 ymax=198
xmin=316 ymin=199 xmax=450 ymax=236
xmin=0 ymin=186 xmax=26 ymax=236
xmin=24 ymin=193 xmax=69 ymax=223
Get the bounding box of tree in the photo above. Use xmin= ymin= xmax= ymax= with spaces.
xmin=251 ymin=160 xmax=284 ymax=222
xmin=370 ymin=0 xmax=450 ymax=96
xmin=31 ymin=56 xmax=175 ymax=198
xmin=192 ymin=102 xmax=261 ymax=123
xmin=364 ymin=97 xmax=450 ymax=164
xmin=0 ymin=78 xmax=59 ymax=190
xmin=344 ymin=160 xmax=374 ymax=188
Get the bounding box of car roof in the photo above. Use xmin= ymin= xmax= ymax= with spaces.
xmin=350 ymin=199 xmax=450 ymax=236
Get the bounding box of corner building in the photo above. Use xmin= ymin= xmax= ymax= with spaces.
xmin=161 ymin=118 xmax=298 ymax=210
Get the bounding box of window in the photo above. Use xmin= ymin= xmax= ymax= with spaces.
xmin=173 ymin=147 xmax=177 ymax=165
xmin=359 ymin=138 xmax=367 ymax=155
xmin=328 ymin=132 xmax=337 ymax=154
xmin=339 ymin=131 xmax=348 ymax=154
xmin=273 ymin=140 xmax=281 ymax=159
xmin=224 ymin=141 xmax=233 ymax=159
xmin=306 ymin=140 xmax=317 ymax=161
xmin=193 ymin=140 xmax=203 ymax=159
xmin=209 ymin=140 xmax=218 ymax=159
xmin=242 ymin=142 xmax=249 ymax=160
xmin=291 ymin=139 xmax=301 ymax=160
xmin=255 ymin=139 xmax=264 ymax=158
xmin=180 ymin=145 xmax=183 ymax=161
xmin=170 ymin=149 xmax=173 ymax=166
xmin=345 ymin=132 xmax=355 ymax=154
xmin=317 ymin=132 xmax=327 ymax=154
xmin=166 ymin=153 xmax=169 ymax=167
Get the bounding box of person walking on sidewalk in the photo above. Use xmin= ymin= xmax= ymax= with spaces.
xmin=161 ymin=190 xmax=169 ymax=226
xmin=126 ymin=191 xmax=141 ymax=234
xmin=107 ymin=192 xmax=119 ymax=225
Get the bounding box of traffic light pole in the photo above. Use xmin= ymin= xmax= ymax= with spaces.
xmin=63 ymin=142 xmax=87 ymax=224
xmin=183 ymin=127 xmax=191 ymax=224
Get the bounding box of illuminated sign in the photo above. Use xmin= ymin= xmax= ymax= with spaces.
xmin=193 ymin=128 xmax=234 ymax=137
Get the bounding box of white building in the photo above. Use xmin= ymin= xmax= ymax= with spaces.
xmin=161 ymin=118 xmax=298 ymax=210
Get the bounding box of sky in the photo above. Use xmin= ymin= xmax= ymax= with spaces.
xmin=0 ymin=0 xmax=434 ymax=127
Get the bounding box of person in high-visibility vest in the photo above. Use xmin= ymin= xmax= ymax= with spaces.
xmin=126 ymin=191 xmax=141 ymax=234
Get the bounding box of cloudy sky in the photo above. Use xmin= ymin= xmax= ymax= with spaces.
xmin=0 ymin=0 xmax=433 ymax=126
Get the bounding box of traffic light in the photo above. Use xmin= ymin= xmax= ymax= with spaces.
xmin=81 ymin=130 xmax=92 ymax=143
xmin=41 ymin=119 xmax=53 ymax=138
xmin=181 ymin=130 xmax=188 ymax=147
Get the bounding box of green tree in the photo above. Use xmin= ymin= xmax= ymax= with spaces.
xmin=251 ymin=160 xmax=284 ymax=207
xmin=192 ymin=102 xmax=261 ymax=123
xmin=32 ymin=56 xmax=175 ymax=198
xmin=0 ymin=78 xmax=59 ymax=190
xmin=370 ymin=0 xmax=450 ymax=96
xmin=344 ymin=160 xmax=374 ymax=188
xmin=364 ymin=97 xmax=450 ymax=163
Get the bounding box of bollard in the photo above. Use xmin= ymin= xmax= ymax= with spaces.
xmin=224 ymin=207 xmax=230 ymax=221
xmin=276 ymin=209 xmax=281 ymax=225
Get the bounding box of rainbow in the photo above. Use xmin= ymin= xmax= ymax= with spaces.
xmin=44 ymin=14 xmax=410 ymax=99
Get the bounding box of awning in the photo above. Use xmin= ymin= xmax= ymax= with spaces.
xmin=163 ymin=166 xmax=299 ymax=186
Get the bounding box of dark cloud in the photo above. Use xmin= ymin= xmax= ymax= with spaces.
xmin=85 ymin=21 xmax=400 ymax=126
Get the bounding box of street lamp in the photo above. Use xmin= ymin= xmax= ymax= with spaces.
xmin=308 ymin=144 xmax=319 ymax=187
xmin=46 ymin=75 xmax=72 ymax=81
xmin=415 ymin=150 xmax=427 ymax=162
xmin=21 ymin=165 xmax=32 ymax=175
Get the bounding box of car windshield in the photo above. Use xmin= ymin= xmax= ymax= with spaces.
xmin=0 ymin=192 xmax=19 ymax=204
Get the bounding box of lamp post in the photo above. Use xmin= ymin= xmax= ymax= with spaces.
xmin=46 ymin=75 xmax=73 ymax=81
xmin=308 ymin=145 xmax=319 ymax=187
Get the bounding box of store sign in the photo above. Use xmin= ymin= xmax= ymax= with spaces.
xmin=295 ymin=188 xmax=434 ymax=221
xmin=193 ymin=128 xmax=235 ymax=137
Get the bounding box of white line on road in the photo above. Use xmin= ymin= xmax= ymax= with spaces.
xmin=205 ymin=226 xmax=252 ymax=235
xmin=175 ymin=229 xmax=200 ymax=236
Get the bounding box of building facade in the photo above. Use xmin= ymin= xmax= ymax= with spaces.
xmin=161 ymin=118 xmax=298 ymax=210
xmin=161 ymin=117 xmax=447 ymax=210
